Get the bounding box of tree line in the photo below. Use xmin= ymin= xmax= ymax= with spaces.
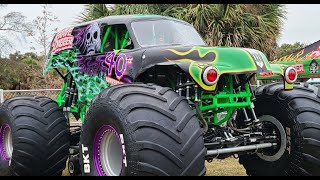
xmin=0 ymin=51 xmax=62 ymax=90
xmin=0 ymin=4 xmax=308 ymax=90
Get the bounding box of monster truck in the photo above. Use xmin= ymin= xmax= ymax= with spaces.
xmin=0 ymin=15 xmax=319 ymax=176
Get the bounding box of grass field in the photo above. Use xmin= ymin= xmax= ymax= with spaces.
xmin=63 ymin=157 xmax=247 ymax=176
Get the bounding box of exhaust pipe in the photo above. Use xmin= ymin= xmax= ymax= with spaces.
xmin=206 ymin=143 xmax=276 ymax=156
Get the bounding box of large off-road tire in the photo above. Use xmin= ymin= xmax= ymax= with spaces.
xmin=79 ymin=83 xmax=206 ymax=176
xmin=0 ymin=96 xmax=70 ymax=176
xmin=239 ymin=83 xmax=320 ymax=176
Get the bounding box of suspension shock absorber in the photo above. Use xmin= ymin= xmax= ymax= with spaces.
xmin=242 ymin=107 xmax=252 ymax=126
xmin=194 ymin=84 xmax=208 ymax=132
xmin=63 ymin=75 xmax=72 ymax=113
xmin=71 ymin=83 xmax=78 ymax=107
xmin=246 ymin=78 xmax=262 ymax=128
xmin=194 ymin=84 xmax=200 ymax=102
xmin=178 ymin=73 xmax=184 ymax=96
xmin=176 ymin=72 xmax=185 ymax=96
xmin=234 ymin=75 xmax=254 ymax=127
xmin=249 ymin=103 xmax=262 ymax=128
xmin=68 ymin=79 xmax=76 ymax=109
xmin=186 ymin=75 xmax=191 ymax=100
xmin=176 ymin=72 xmax=180 ymax=94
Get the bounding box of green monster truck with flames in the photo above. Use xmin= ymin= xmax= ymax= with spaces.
xmin=0 ymin=15 xmax=319 ymax=176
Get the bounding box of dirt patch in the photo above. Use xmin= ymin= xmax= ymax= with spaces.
xmin=205 ymin=158 xmax=247 ymax=176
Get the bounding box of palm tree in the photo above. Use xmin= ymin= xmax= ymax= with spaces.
xmin=75 ymin=4 xmax=285 ymax=59
xmin=75 ymin=4 xmax=114 ymax=23
xmin=164 ymin=4 xmax=285 ymax=59
xmin=75 ymin=4 xmax=172 ymax=23
xmin=240 ymin=4 xmax=286 ymax=59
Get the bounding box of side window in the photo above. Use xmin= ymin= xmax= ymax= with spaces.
xmin=100 ymin=24 xmax=134 ymax=53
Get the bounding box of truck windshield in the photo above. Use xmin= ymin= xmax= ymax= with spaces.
xmin=131 ymin=19 xmax=206 ymax=47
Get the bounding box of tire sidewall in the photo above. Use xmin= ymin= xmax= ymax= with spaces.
xmin=0 ymin=105 xmax=13 ymax=176
xmin=80 ymin=101 xmax=128 ymax=176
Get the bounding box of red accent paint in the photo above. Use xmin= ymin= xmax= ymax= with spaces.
xmin=106 ymin=76 xmax=124 ymax=85
xmin=294 ymin=64 xmax=304 ymax=74
xmin=259 ymin=72 xmax=273 ymax=77
xmin=51 ymin=27 xmax=74 ymax=53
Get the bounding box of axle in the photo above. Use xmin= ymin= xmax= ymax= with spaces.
xmin=206 ymin=143 xmax=277 ymax=156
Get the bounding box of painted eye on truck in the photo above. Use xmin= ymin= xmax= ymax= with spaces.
xmin=284 ymin=66 xmax=298 ymax=84
xmin=202 ymin=66 xmax=219 ymax=86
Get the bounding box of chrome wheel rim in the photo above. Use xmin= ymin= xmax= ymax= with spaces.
xmin=99 ymin=131 xmax=122 ymax=176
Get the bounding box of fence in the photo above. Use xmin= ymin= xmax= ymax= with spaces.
xmin=0 ymin=84 xmax=261 ymax=104
xmin=0 ymin=89 xmax=61 ymax=103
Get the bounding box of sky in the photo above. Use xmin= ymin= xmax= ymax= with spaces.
xmin=280 ymin=4 xmax=320 ymax=45
xmin=2 ymin=4 xmax=320 ymax=55
xmin=1 ymin=4 xmax=85 ymax=55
